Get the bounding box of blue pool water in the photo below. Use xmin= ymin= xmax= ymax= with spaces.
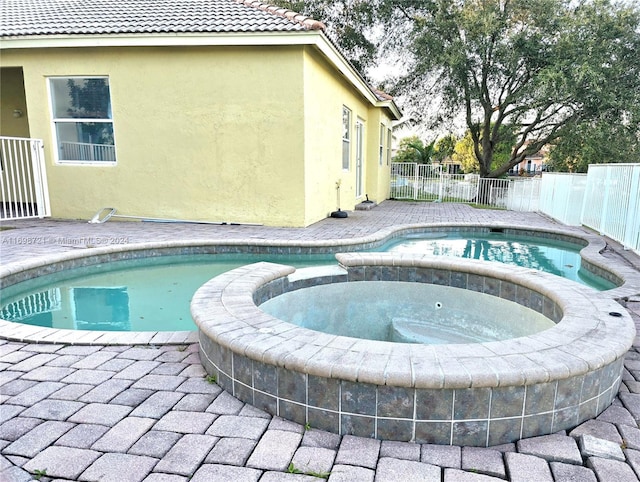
xmin=379 ymin=233 xmax=602 ymax=285
xmin=260 ymin=281 xmax=555 ymax=344
xmin=0 ymin=233 xmax=614 ymax=331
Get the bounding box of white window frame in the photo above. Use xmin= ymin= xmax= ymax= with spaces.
xmin=342 ymin=106 xmax=351 ymax=170
xmin=379 ymin=123 xmax=385 ymax=166
xmin=386 ymin=128 xmax=392 ymax=165
xmin=48 ymin=76 xmax=117 ymax=165
xmin=355 ymin=118 xmax=364 ymax=198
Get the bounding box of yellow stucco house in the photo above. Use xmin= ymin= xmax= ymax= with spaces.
xmin=0 ymin=0 xmax=400 ymax=227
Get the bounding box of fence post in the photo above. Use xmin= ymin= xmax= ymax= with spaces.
xmin=31 ymin=139 xmax=51 ymax=218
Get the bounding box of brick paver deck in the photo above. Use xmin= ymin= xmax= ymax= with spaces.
xmin=1 ymin=201 xmax=639 ymax=481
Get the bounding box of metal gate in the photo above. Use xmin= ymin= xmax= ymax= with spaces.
xmin=0 ymin=136 xmax=50 ymax=220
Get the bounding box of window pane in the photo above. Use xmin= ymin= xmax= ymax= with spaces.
xmin=342 ymin=106 xmax=351 ymax=169
xmin=51 ymin=78 xmax=112 ymax=119
xmin=342 ymin=140 xmax=350 ymax=170
xmin=55 ymin=122 xmax=116 ymax=161
xmin=379 ymin=124 xmax=384 ymax=165
xmin=342 ymin=107 xmax=350 ymax=140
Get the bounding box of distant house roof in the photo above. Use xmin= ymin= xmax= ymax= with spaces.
xmin=0 ymin=0 xmax=325 ymax=37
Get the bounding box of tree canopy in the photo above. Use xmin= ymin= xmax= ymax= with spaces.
xmin=453 ymin=125 xmax=516 ymax=174
xmin=276 ymin=1 xmax=377 ymax=72
xmin=281 ymin=0 xmax=640 ymax=176
xmin=393 ymin=135 xmax=436 ymax=163
xmin=433 ymin=134 xmax=457 ymax=164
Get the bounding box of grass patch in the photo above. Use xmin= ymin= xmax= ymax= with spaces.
xmin=33 ymin=469 xmax=47 ymax=480
xmin=390 ymin=197 xmax=507 ymax=210
xmin=466 ymin=203 xmax=507 ymax=210
xmin=287 ymin=463 xmax=330 ymax=479
xmin=205 ymin=374 xmax=217 ymax=384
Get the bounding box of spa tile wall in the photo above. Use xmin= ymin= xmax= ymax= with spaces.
xmin=198 ymin=264 xmax=624 ymax=446
xmin=199 ymin=333 xmax=623 ymax=446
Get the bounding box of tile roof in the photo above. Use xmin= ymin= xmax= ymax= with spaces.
xmin=373 ymin=88 xmax=394 ymax=102
xmin=0 ymin=0 xmax=325 ymax=37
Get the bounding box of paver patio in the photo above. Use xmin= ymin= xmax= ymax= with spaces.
xmin=1 ymin=201 xmax=640 ymax=481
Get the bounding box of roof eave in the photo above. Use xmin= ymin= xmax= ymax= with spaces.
xmin=0 ymin=31 xmax=318 ymax=49
xmin=0 ymin=30 xmax=400 ymax=117
xmin=377 ymin=100 xmax=402 ymax=121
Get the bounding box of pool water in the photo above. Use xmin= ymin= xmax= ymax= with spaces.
xmin=379 ymin=232 xmax=604 ymax=286
xmin=0 ymin=254 xmax=332 ymax=332
xmin=0 ymin=233 xmax=614 ymax=332
xmin=260 ymin=281 xmax=555 ymax=344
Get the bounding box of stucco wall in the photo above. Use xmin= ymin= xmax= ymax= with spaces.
xmin=2 ymin=42 xmax=394 ymax=227
xmin=2 ymin=46 xmax=309 ymax=226
xmin=302 ymin=48 xmax=392 ymax=222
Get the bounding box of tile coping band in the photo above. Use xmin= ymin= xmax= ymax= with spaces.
xmin=1 ymin=222 xmax=639 ymax=346
xmin=192 ymin=254 xmax=636 ymax=445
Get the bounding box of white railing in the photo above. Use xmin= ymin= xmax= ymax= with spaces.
xmin=390 ymin=163 xmax=535 ymax=210
xmin=0 ymin=136 xmax=51 ymax=220
xmin=582 ymin=164 xmax=640 ymax=253
xmin=60 ymin=141 xmax=116 ymax=162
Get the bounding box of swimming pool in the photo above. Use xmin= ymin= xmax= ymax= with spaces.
xmin=379 ymin=232 xmax=605 ymax=286
xmin=0 ymin=231 xmax=615 ymax=332
xmin=0 ymin=253 xmax=332 ymax=332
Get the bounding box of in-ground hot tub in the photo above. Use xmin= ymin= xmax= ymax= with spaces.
xmin=192 ymin=253 xmax=635 ymax=446
xmin=260 ymin=281 xmax=556 ymax=344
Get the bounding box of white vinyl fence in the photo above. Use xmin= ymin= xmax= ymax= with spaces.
xmin=582 ymin=164 xmax=640 ymax=253
xmin=0 ymin=136 xmax=50 ymax=220
xmin=538 ymin=173 xmax=587 ymax=226
xmin=390 ymin=162 xmax=639 ymax=253
xmin=506 ymin=178 xmax=541 ymax=212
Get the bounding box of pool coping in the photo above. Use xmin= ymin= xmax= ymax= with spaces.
xmin=1 ymin=222 xmax=639 ymax=346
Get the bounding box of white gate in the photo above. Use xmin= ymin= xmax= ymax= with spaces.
xmin=0 ymin=136 xmax=50 ymax=220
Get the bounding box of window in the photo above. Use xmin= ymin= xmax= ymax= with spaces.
xmin=355 ymin=119 xmax=364 ymax=197
xmin=49 ymin=77 xmax=116 ymax=163
xmin=379 ymin=124 xmax=385 ymax=166
xmin=342 ymin=106 xmax=351 ymax=170
xmin=386 ymin=128 xmax=392 ymax=165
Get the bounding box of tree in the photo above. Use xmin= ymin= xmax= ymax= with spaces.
xmin=547 ymin=119 xmax=640 ymax=173
xmin=393 ymin=135 xmax=435 ymax=163
xmin=433 ymin=134 xmax=457 ymax=164
xmin=275 ymin=1 xmax=378 ymax=72
xmin=282 ymin=1 xmax=639 ymax=176
xmin=453 ymin=125 xmax=516 ymax=174
xmin=375 ymin=0 xmax=640 ymax=178
xmin=452 ymin=132 xmax=477 ymax=173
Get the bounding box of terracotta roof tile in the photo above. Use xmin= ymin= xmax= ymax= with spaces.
xmin=0 ymin=0 xmax=324 ymax=37
xmin=373 ymin=88 xmax=394 ymax=101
